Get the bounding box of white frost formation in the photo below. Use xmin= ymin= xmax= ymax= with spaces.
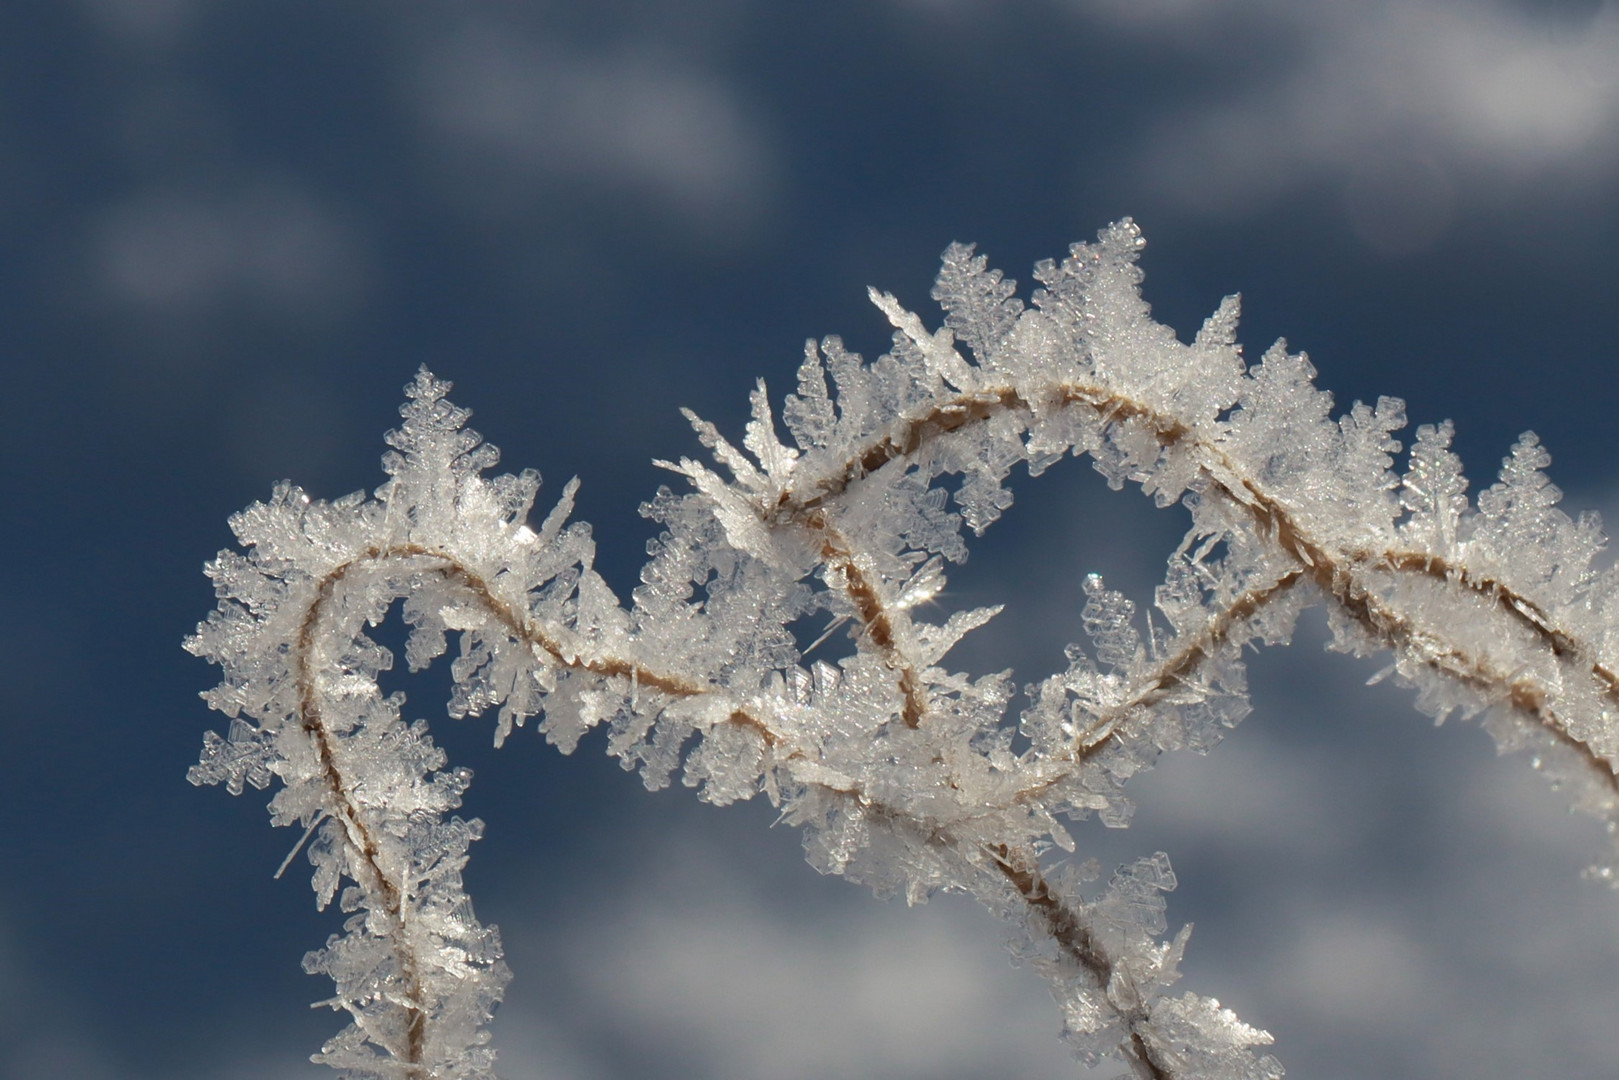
xmin=189 ymin=220 xmax=1619 ymax=1080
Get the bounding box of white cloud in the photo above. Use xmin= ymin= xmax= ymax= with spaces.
xmin=1098 ymin=0 xmax=1619 ymax=243
xmin=1273 ymin=911 xmax=1440 ymax=1026
xmin=89 ymin=183 xmax=370 ymax=318
xmin=413 ymin=22 xmax=776 ymax=232
xmin=493 ymin=823 xmax=1086 ymax=1080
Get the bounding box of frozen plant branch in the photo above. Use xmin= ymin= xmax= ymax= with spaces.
xmin=190 ymin=220 xmax=1619 ymax=1079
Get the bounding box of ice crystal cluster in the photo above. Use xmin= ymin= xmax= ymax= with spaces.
xmin=189 ymin=220 xmax=1619 ymax=1080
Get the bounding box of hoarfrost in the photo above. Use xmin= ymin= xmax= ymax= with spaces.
xmin=190 ymin=223 xmax=1619 ymax=1079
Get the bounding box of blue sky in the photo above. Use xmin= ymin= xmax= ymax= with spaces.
xmin=3 ymin=2 xmax=1619 ymax=1078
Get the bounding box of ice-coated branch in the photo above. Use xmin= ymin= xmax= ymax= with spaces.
xmin=191 ymin=220 xmax=1619 ymax=1079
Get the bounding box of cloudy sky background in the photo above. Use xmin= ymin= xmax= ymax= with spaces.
xmin=4 ymin=2 xmax=1619 ymax=1077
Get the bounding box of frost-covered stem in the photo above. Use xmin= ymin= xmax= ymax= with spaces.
xmin=786 ymin=378 xmax=1619 ymax=796
xmin=275 ymin=373 xmax=1619 ymax=1077
xmin=1240 ymin=485 xmax=1619 ymax=788
xmin=297 ymin=558 xmax=432 ymax=1074
xmin=989 ymin=845 xmax=1173 ymax=1080
xmin=805 ymin=510 xmax=929 ymax=727
xmin=195 ymin=231 xmax=1619 ymax=1078
xmin=478 ymin=364 xmax=1619 ymax=1074
xmin=299 ymin=545 xmax=1164 ymax=1070
xmin=1069 ymin=570 xmax=1308 ymax=762
xmin=781 ymin=388 xmax=1029 ymax=511
xmin=294 ymin=547 xmax=928 ymax=771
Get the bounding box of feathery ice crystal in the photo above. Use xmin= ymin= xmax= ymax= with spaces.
xmin=189 ymin=220 xmax=1619 ymax=1080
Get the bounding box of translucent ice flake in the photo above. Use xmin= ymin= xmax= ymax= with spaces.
xmin=783 ymin=338 xmax=838 ymax=452
xmin=1399 ymin=420 xmax=1469 ymax=557
xmin=1468 ymin=432 xmax=1603 ymax=614
xmin=189 ymin=716 xmax=277 ymax=795
xmin=1081 ymin=574 xmax=1144 ymax=672
xmin=1326 ymin=395 xmax=1404 ymax=546
xmin=952 ymin=415 xmax=1024 ymax=533
xmin=681 ymin=715 xmax=768 ymax=806
xmin=1142 ymin=993 xmax=1283 ymax=1080
xmin=931 ymin=240 xmax=1024 ymax=366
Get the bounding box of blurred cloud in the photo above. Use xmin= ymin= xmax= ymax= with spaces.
xmin=1124 ymin=718 xmax=1346 ymax=858
xmin=1275 ymin=910 xmax=1440 ymax=1026
xmin=1092 ymin=0 xmax=1619 ymax=245
xmin=87 ymin=182 xmax=371 ymax=319
xmin=412 ymin=21 xmax=777 ymax=234
xmin=497 ymin=823 xmax=1082 ymax=1080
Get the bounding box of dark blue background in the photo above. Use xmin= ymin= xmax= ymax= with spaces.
xmin=3 ymin=3 xmax=1618 ymax=1077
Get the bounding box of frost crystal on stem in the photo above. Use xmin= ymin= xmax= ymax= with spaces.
xmin=191 ymin=220 xmax=1619 ymax=1079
